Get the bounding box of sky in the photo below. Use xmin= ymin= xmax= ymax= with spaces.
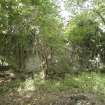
xmin=55 ymin=0 xmax=70 ymax=25
xmin=56 ymin=0 xmax=93 ymax=26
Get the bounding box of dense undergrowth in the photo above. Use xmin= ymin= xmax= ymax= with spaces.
xmin=1 ymin=72 xmax=105 ymax=98
xmin=36 ymin=72 xmax=105 ymax=95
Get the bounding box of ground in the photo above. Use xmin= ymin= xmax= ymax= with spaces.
xmin=0 ymin=72 xmax=105 ymax=105
xmin=0 ymin=89 xmax=105 ymax=105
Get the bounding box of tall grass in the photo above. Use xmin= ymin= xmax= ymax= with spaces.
xmin=1 ymin=72 xmax=105 ymax=97
xmin=35 ymin=72 xmax=105 ymax=95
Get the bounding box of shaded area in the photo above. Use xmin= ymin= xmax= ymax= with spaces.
xmin=0 ymin=90 xmax=104 ymax=105
xmin=0 ymin=72 xmax=105 ymax=105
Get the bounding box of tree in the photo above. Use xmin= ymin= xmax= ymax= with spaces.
xmin=65 ymin=11 xmax=104 ymax=70
xmin=0 ymin=0 xmax=65 ymax=79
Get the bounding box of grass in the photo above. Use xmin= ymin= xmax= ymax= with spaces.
xmin=0 ymin=79 xmax=22 ymax=94
xmin=1 ymin=72 xmax=105 ymax=97
xmin=34 ymin=72 xmax=105 ymax=95
xmin=0 ymin=72 xmax=105 ymax=104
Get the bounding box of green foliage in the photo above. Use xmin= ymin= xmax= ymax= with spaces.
xmin=0 ymin=80 xmax=22 ymax=94
xmin=9 ymin=72 xmax=105 ymax=96
xmin=66 ymin=12 xmax=98 ymax=43
xmin=65 ymin=10 xmax=105 ymax=70
xmin=0 ymin=0 xmax=105 ymax=80
xmin=0 ymin=0 xmax=62 ymax=72
xmin=35 ymin=72 xmax=105 ymax=95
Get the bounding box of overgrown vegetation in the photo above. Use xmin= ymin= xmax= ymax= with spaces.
xmin=1 ymin=72 xmax=105 ymax=95
xmin=0 ymin=0 xmax=105 ymax=104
